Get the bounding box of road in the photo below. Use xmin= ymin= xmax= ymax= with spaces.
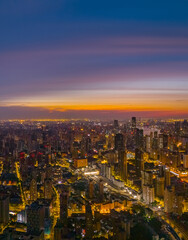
xmin=85 ymin=173 xmax=182 ymax=240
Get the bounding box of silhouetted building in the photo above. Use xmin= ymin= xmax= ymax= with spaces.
xmin=44 ymin=179 xmax=52 ymax=200
xmin=85 ymin=203 xmax=93 ymax=239
xmin=114 ymin=120 xmax=119 ymax=129
xmin=135 ymin=148 xmax=144 ymax=178
xmin=89 ymin=180 xmax=94 ymax=199
xmin=115 ymin=133 xmax=125 ymax=151
xmin=26 ymin=201 xmax=45 ymax=235
xmin=135 ymin=128 xmax=144 ymax=149
xmin=0 ymin=194 xmax=9 ymax=224
xmin=30 ymin=179 xmax=38 ymax=202
xmin=60 ymin=190 xmax=69 ymax=224
xmin=132 ymin=117 xmax=136 ymax=129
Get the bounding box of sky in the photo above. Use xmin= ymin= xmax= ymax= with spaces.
xmin=0 ymin=0 xmax=188 ymax=120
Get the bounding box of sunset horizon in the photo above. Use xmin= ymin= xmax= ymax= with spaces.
xmin=1 ymin=0 xmax=188 ymax=120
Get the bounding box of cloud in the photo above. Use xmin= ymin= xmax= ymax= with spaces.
xmin=0 ymin=106 xmax=188 ymax=120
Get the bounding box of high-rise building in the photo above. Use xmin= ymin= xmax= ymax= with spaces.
xmin=45 ymin=165 xmax=52 ymax=179
xmin=118 ymin=150 xmax=127 ymax=182
xmin=114 ymin=120 xmax=119 ymax=129
xmin=159 ymin=165 xmax=165 ymax=177
xmin=135 ymin=148 xmax=144 ymax=178
xmin=175 ymin=121 xmax=181 ymax=134
xmin=26 ymin=201 xmax=45 ymax=235
xmin=182 ymin=120 xmax=188 ymax=133
xmin=85 ymin=203 xmax=93 ymax=239
xmin=60 ymin=190 xmax=69 ymax=224
xmin=89 ymin=180 xmax=94 ymax=199
xmin=174 ymin=194 xmax=184 ymax=215
xmin=165 ymin=169 xmax=171 ymax=187
xmin=54 ymin=219 xmax=63 ymax=240
xmin=145 ymin=135 xmax=151 ymax=153
xmin=30 ymin=179 xmax=38 ymax=202
xmin=142 ymin=185 xmax=155 ymax=204
xmin=99 ymin=180 xmax=104 ymax=200
xmin=135 ymin=128 xmax=144 ymax=149
xmin=44 ymin=179 xmax=52 ymax=200
xmin=155 ymin=176 xmax=165 ymax=198
xmin=115 ymin=133 xmax=125 ymax=151
xmin=152 ymin=134 xmax=158 ymax=151
xmin=164 ymin=186 xmax=174 ymax=213
xmin=106 ymin=164 xmax=111 ymax=179
xmin=132 ymin=117 xmax=136 ymax=129
xmin=158 ymin=134 xmax=164 ymax=149
xmin=0 ymin=194 xmax=9 ymax=224
xmin=183 ymin=155 xmax=188 ymax=169
xmin=114 ymin=133 xmax=127 ymax=181
xmin=163 ymin=134 xmax=168 ymax=149
xmin=141 ymin=171 xmax=153 ymax=187
xmin=85 ymin=137 xmax=91 ymax=153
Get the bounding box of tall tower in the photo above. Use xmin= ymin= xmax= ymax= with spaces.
xmin=132 ymin=117 xmax=136 ymax=129
xmin=114 ymin=120 xmax=119 ymax=129
xmin=135 ymin=148 xmax=144 ymax=178
xmin=60 ymin=191 xmax=69 ymax=224
xmin=99 ymin=180 xmax=104 ymax=200
xmin=44 ymin=178 xmax=52 ymax=200
xmin=54 ymin=219 xmax=63 ymax=240
xmin=26 ymin=201 xmax=45 ymax=235
xmin=89 ymin=180 xmax=94 ymax=199
xmin=164 ymin=186 xmax=174 ymax=213
xmin=118 ymin=150 xmax=127 ymax=182
xmin=115 ymin=133 xmax=127 ymax=182
xmin=85 ymin=203 xmax=93 ymax=239
xmin=0 ymin=194 xmax=9 ymax=224
xmin=135 ymin=128 xmax=144 ymax=149
xmin=165 ymin=169 xmax=171 ymax=187
xmin=155 ymin=176 xmax=165 ymax=198
xmin=30 ymin=179 xmax=38 ymax=202
xmin=115 ymin=133 xmax=125 ymax=151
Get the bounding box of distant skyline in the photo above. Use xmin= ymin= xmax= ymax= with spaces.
xmin=1 ymin=0 xmax=188 ymax=120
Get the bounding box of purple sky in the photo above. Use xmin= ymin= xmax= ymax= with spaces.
xmin=0 ymin=0 xmax=188 ymax=120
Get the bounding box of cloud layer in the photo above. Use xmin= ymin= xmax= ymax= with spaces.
xmin=0 ymin=0 xmax=188 ymax=119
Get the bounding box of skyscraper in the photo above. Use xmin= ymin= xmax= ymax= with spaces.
xmin=44 ymin=178 xmax=52 ymax=200
xmin=165 ymin=168 xmax=171 ymax=187
xmin=27 ymin=201 xmax=45 ymax=235
xmin=115 ymin=133 xmax=125 ymax=151
xmin=85 ymin=203 xmax=93 ymax=239
xmin=89 ymin=180 xmax=94 ymax=199
xmin=155 ymin=176 xmax=165 ymax=198
xmin=135 ymin=128 xmax=144 ymax=149
xmin=114 ymin=133 xmax=127 ymax=182
xmin=118 ymin=150 xmax=127 ymax=182
xmin=135 ymin=148 xmax=144 ymax=178
xmin=114 ymin=120 xmax=119 ymax=129
xmin=175 ymin=121 xmax=181 ymax=134
xmin=132 ymin=117 xmax=136 ymax=129
xmin=99 ymin=180 xmax=104 ymax=200
xmin=60 ymin=190 xmax=69 ymax=224
xmin=0 ymin=194 xmax=9 ymax=224
xmin=30 ymin=178 xmax=38 ymax=202
xmin=164 ymin=186 xmax=174 ymax=213
xmin=142 ymin=185 xmax=155 ymax=204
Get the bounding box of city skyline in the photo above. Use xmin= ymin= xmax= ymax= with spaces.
xmin=1 ymin=0 xmax=188 ymax=119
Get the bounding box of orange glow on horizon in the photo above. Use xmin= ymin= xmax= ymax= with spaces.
xmin=2 ymin=102 xmax=188 ymax=114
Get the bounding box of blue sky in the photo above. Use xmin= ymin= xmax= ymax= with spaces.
xmin=0 ymin=0 xmax=188 ymax=119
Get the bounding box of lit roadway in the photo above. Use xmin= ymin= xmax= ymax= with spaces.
xmin=84 ymin=172 xmax=183 ymax=240
xmin=51 ymin=185 xmax=60 ymax=240
xmin=15 ymin=162 xmax=26 ymax=207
